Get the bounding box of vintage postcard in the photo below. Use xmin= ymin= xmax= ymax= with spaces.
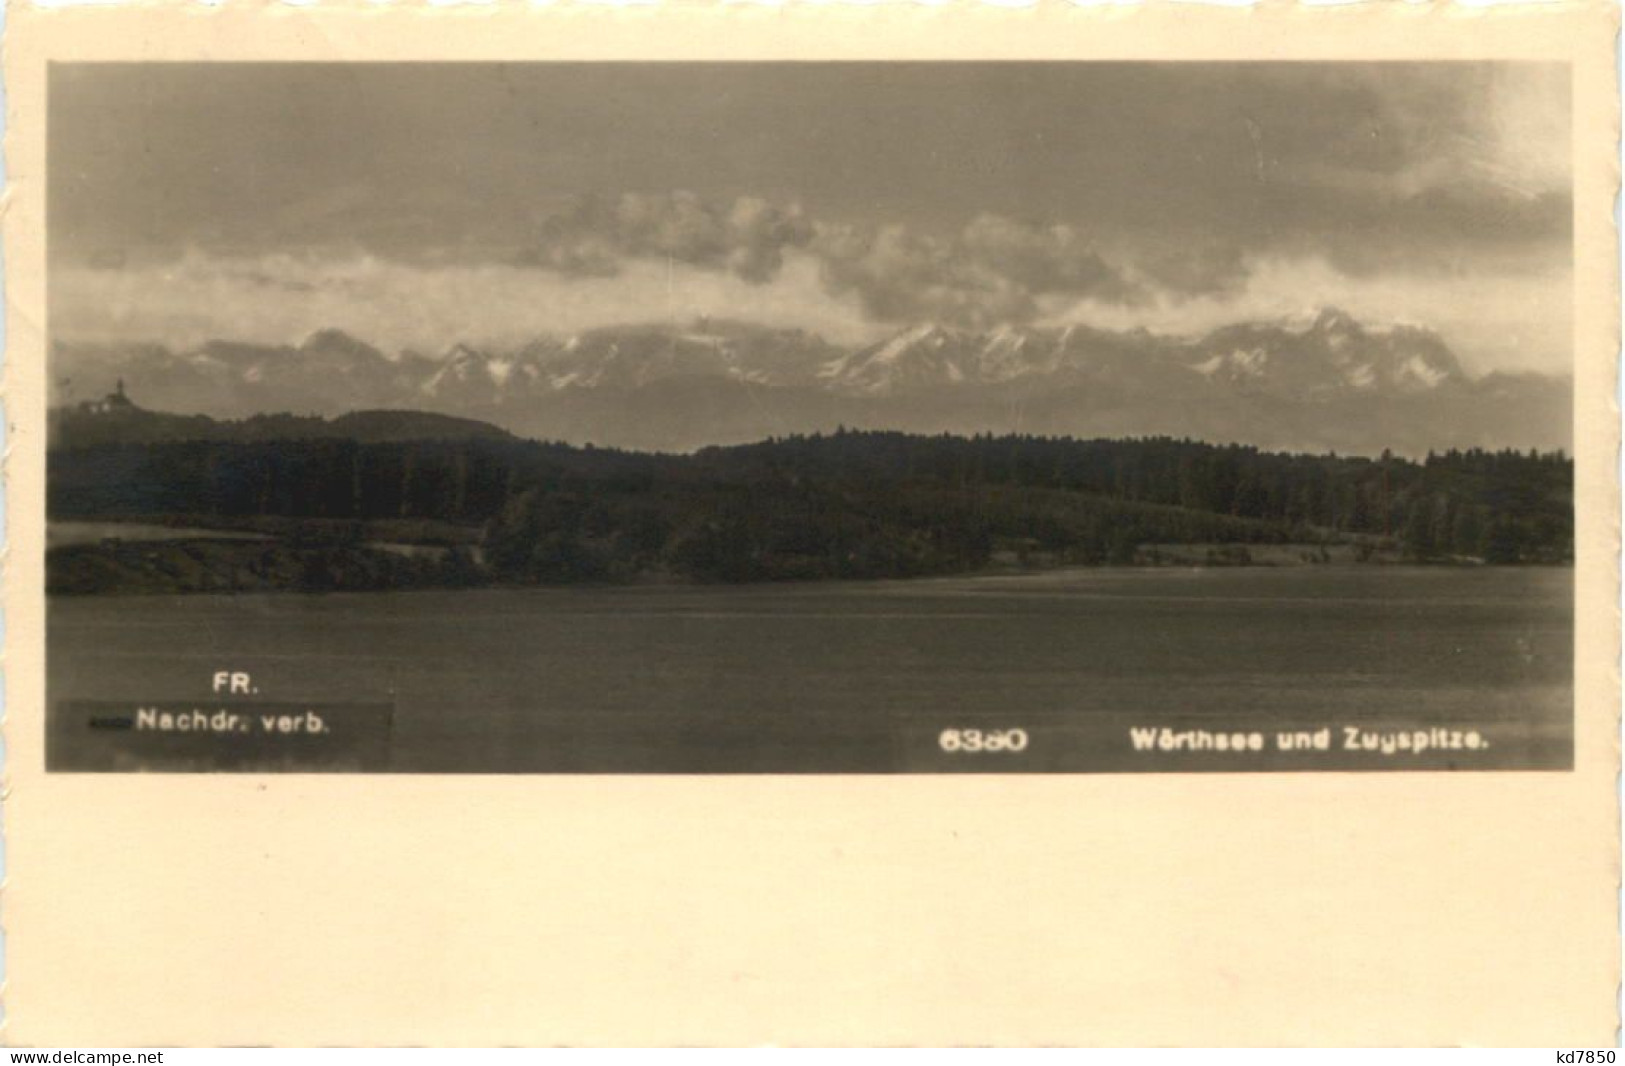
xmin=4 ymin=1 xmax=1618 ymax=1045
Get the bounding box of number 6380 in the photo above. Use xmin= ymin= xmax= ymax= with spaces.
xmin=938 ymin=728 xmax=1028 ymax=753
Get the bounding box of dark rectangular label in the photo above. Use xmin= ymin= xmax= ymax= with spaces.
xmin=51 ymin=700 xmax=394 ymax=772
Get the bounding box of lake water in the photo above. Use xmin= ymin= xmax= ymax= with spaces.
xmin=47 ymin=566 xmax=1573 ymax=773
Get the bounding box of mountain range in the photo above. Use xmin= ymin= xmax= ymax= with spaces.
xmin=54 ymin=308 xmax=1571 ymax=456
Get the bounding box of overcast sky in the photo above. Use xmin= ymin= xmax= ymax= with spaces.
xmin=49 ymin=62 xmax=1571 ymax=374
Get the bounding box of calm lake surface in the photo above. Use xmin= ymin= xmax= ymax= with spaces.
xmin=48 ymin=566 xmax=1573 ymax=772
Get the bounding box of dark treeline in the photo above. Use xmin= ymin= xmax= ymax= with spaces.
xmin=698 ymin=432 xmax=1572 ymax=566
xmin=49 ymin=429 xmax=1572 ymax=587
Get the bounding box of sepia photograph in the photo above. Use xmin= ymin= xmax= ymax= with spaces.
xmin=45 ymin=61 xmax=1574 ymax=773
xmin=7 ymin=5 xmax=1618 ymax=1046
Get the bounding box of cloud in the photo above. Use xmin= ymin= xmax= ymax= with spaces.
xmin=803 ymin=212 xmax=1143 ymax=328
xmin=50 ymin=249 xmax=879 ymax=356
xmin=1213 ymin=65 xmax=1572 ymax=278
xmin=1132 ymin=243 xmax=1251 ymax=301
xmin=958 ymin=215 xmax=1134 ymax=301
xmin=523 ymin=193 xmax=1143 ymax=329
xmin=812 ymin=218 xmax=1141 ymax=330
xmin=1311 ymin=184 xmax=1572 ymax=280
xmin=812 ymin=223 xmax=1040 ymax=329
xmin=1052 ymin=251 xmax=1572 ymax=377
xmin=523 ymin=192 xmax=815 ymax=285
xmin=51 ymin=62 xmax=1572 ymax=307
xmin=50 ymin=238 xmax=1573 ymax=379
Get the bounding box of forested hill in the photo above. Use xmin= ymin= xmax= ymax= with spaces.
xmin=49 ymin=402 xmax=513 ymax=447
xmin=49 ymin=415 xmax=1573 ymax=590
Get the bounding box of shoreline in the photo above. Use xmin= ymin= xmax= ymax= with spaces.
xmin=45 ymin=532 xmax=1569 ymax=599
